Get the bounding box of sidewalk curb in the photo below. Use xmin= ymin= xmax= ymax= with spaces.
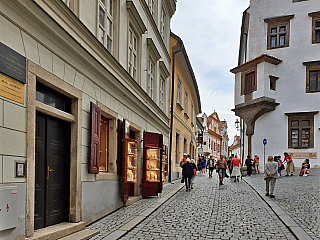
xmin=243 ymin=178 xmax=312 ymax=240
xmin=101 ymin=182 xmax=185 ymax=240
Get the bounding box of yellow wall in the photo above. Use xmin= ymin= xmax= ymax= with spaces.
xmin=169 ymin=36 xmax=197 ymax=173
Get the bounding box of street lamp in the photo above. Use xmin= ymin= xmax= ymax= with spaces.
xmin=235 ymin=119 xmax=240 ymax=131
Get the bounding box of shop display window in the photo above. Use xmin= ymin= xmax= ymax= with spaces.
xmin=125 ymin=139 xmax=138 ymax=183
xmin=162 ymin=148 xmax=168 ymax=182
xmin=146 ymin=148 xmax=160 ymax=182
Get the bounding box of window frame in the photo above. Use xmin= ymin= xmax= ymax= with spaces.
xmin=265 ymin=15 xmax=293 ymax=50
xmin=159 ymin=75 xmax=166 ymax=112
xmin=304 ymin=61 xmax=320 ymax=93
xmin=147 ymin=58 xmax=155 ymax=99
xmin=128 ymin=26 xmax=138 ymax=81
xmin=184 ymin=89 xmax=188 ymax=116
xmin=309 ymin=12 xmax=320 ymax=44
xmin=177 ymin=77 xmax=182 ymax=106
xmin=287 ymin=112 xmax=316 ymax=149
xmin=98 ymin=0 xmax=114 ymax=53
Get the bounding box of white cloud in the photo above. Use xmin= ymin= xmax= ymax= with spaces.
xmin=171 ymin=0 xmax=250 ymax=144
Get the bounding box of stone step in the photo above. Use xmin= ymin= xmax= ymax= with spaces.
xmin=59 ymin=229 xmax=100 ymax=240
xmin=26 ymin=222 xmax=86 ymax=240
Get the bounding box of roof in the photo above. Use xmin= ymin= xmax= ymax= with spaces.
xmin=170 ymin=31 xmax=202 ymax=113
xmin=230 ymin=54 xmax=282 ymax=74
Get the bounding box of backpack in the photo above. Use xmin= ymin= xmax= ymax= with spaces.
xmin=180 ymin=160 xmax=184 ymax=168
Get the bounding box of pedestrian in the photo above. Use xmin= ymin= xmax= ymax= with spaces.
xmin=201 ymin=157 xmax=206 ymax=175
xmin=264 ymin=155 xmax=279 ymax=198
xmin=182 ymin=158 xmax=194 ymax=192
xmin=207 ymin=156 xmax=215 ymax=178
xmin=180 ymin=153 xmax=187 ymax=183
xmin=245 ymin=155 xmax=253 ymax=176
xmin=190 ymin=159 xmax=197 ymax=188
xmin=284 ymin=152 xmax=295 ymax=176
xmin=231 ymin=155 xmax=242 ymax=182
xmin=227 ymin=157 xmax=232 ymax=176
xmin=254 ymin=154 xmax=260 ymax=173
xmin=299 ymin=159 xmax=310 ymax=177
xmin=197 ymin=157 xmax=202 ymax=172
xmin=216 ymin=155 xmax=227 ymax=185
xmin=274 ymin=156 xmax=281 ymax=178
xmin=278 ymin=155 xmax=284 ymax=177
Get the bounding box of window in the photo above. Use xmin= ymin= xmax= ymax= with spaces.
xmin=309 ymin=12 xmax=320 ymax=44
xmin=287 ymin=112 xmax=316 ymax=148
xmin=270 ymin=75 xmax=279 ymax=91
xmin=293 ymin=0 xmax=308 ymax=2
xmin=265 ymin=15 xmax=293 ymax=49
xmin=98 ymin=0 xmax=113 ymax=53
xmin=191 ymin=103 xmax=194 ymax=125
xmin=160 ymin=8 xmax=166 ymax=40
xmin=99 ymin=116 xmax=109 ymax=172
xmin=128 ymin=27 xmax=138 ymax=80
xmin=147 ymin=58 xmax=155 ymax=99
xmin=148 ymin=0 xmax=155 ymax=17
xmin=177 ymin=77 xmax=182 ymax=105
xmin=184 ymin=90 xmax=188 ymax=115
xmin=244 ymin=71 xmax=256 ymax=94
xmin=159 ymin=76 xmax=165 ymax=112
xmin=184 ymin=138 xmax=187 ymax=154
xmin=309 ymin=70 xmax=320 ymax=92
xmin=175 ymin=132 xmax=180 ymax=164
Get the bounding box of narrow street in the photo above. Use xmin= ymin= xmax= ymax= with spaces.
xmin=89 ymin=172 xmax=299 ymax=240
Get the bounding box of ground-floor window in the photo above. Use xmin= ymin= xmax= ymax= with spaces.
xmin=287 ymin=112 xmax=316 ymax=148
xmin=175 ymin=132 xmax=180 ymax=164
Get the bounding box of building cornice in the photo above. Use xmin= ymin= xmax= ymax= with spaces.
xmin=126 ymin=0 xmax=147 ymax=34
xmin=264 ymin=14 xmax=294 ymax=23
xmin=159 ymin=61 xmax=170 ymax=78
xmin=230 ymin=54 xmax=282 ymax=74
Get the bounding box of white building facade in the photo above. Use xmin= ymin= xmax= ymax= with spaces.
xmin=231 ymin=0 xmax=320 ymax=172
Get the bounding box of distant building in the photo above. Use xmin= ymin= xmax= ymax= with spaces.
xmin=196 ymin=117 xmax=205 ymax=157
xmin=231 ymin=0 xmax=320 ymax=170
xmin=220 ymin=121 xmax=229 ymax=158
xmin=207 ymin=111 xmax=222 ymax=159
xmin=229 ymin=135 xmax=241 ymax=158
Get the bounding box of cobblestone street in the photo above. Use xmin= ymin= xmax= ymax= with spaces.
xmin=89 ymin=172 xmax=297 ymax=240
xmin=245 ymin=169 xmax=320 ymax=240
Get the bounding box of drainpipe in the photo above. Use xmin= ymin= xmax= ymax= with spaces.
xmin=168 ymin=46 xmax=182 ymax=183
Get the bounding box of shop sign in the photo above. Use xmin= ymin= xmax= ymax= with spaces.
xmin=0 ymin=42 xmax=26 ymax=84
xmin=0 ymin=73 xmax=25 ymax=104
xmin=288 ymin=152 xmax=317 ymax=159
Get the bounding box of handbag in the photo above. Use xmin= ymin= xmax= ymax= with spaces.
xmin=193 ymin=169 xmax=196 ymax=176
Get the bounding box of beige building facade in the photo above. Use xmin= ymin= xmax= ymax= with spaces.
xmin=0 ymin=0 xmax=176 ymax=239
xmin=169 ymin=32 xmax=201 ymax=180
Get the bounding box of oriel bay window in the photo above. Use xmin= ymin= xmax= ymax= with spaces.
xmin=286 ymin=112 xmax=317 ymax=149
xmin=98 ymin=0 xmax=113 ymax=52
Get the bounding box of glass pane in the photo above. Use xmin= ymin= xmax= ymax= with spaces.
xmin=302 ymin=129 xmax=310 ymax=147
xmin=133 ymin=69 xmax=136 ymax=80
xmin=133 ymin=36 xmax=137 ymax=51
xmin=128 ymin=49 xmax=132 ymax=62
xmin=108 ymin=0 xmax=112 ymax=15
xmin=271 ymin=28 xmax=277 ymax=34
xmin=99 ymin=8 xmax=105 ymax=27
xmin=291 ymin=120 xmax=299 ymax=127
xmin=271 ymin=36 xmax=276 ymax=47
xmin=99 ymin=27 xmax=104 ymax=44
xmin=133 ymin=54 xmax=137 ymax=68
xmin=107 ymin=37 xmax=112 ymax=52
xmin=310 ymin=71 xmax=317 ymax=91
xmin=291 ymin=129 xmax=299 ymax=147
xmin=107 ymin=18 xmax=112 ymax=36
xmin=279 ymin=35 xmax=285 ymax=46
xmin=100 ymin=0 xmax=105 ymax=6
xmin=36 ymin=82 xmax=71 ymax=113
xmin=279 ymin=26 xmax=286 ymax=32
xmin=302 ymin=120 xmax=310 ymax=127
xmin=316 ymin=30 xmax=320 ymax=43
xmin=316 ymin=22 xmax=320 ymax=28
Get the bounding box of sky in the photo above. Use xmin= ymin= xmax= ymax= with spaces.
xmin=171 ymin=0 xmax=250 ymax=145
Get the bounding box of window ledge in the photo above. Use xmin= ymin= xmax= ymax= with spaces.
xmin=184 ymin=112 xmax=189 ymax=119
xmin=267 ymin=45 xmax=289 ymax=50
xmin=176 ymin=102 xmax=184 ymax=110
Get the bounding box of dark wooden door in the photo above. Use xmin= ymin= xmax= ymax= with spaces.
xmin=35 ymin=112 xmax=70 ymax=230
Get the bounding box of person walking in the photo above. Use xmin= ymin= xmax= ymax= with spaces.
xmin=180 ymin=153 xmax=187 ymax=183
xmin=245 ymin=155 xmax=253 ymax=176
xmin=231 ymin=155 xmax=241 ymax=182
xmin=201 ymin=157 xmax=206 ymax=175
xmin=207 ymin=156 xmax=215 ymax=178
xmin=284 ymin=152 xmax=295 ymax=176
xmin=197 ymin=157 xmax=202 ymax=172
xmin=182 ymin=158 xmax=194 ymax=192
xmin=216 ymin=155 xmax=227 ymax=185
xmin=254 ymin=154 xmax=260 ymax=173
xmin=227 ymin=157 xmax=232 ymax=176
xmin=190 ymin=159 xmax=197 ymax=188
xmin=278 ymin=155 xmax=283 ymax=178
xmin=264 ymin=156 xmax=279 ymax=198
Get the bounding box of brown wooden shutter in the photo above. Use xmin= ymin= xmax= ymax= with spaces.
xmin=117 ymin=119 xmax=124 ymax=175
xmin=89 ymin=102 xmax=101 ymax=174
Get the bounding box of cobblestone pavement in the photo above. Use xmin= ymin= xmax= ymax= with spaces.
xmin=88 ymin=179 xmax=184 ymax=239
xmin=117 ymin=173 xmax=295 ymax=240
xmin=245 ymin=169 xmax=320 ymax=240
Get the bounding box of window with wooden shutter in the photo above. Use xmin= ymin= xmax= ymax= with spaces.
xmin=89 ymin=102 xmax=101 ymax=174
xmin=244 ymin=71 xmax=256 ymax=94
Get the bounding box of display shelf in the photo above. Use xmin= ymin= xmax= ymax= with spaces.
xmin=148 ymin=180 xmax=160 ymax=183
xmin=147 ymin=169 xmax=160 ymax=171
